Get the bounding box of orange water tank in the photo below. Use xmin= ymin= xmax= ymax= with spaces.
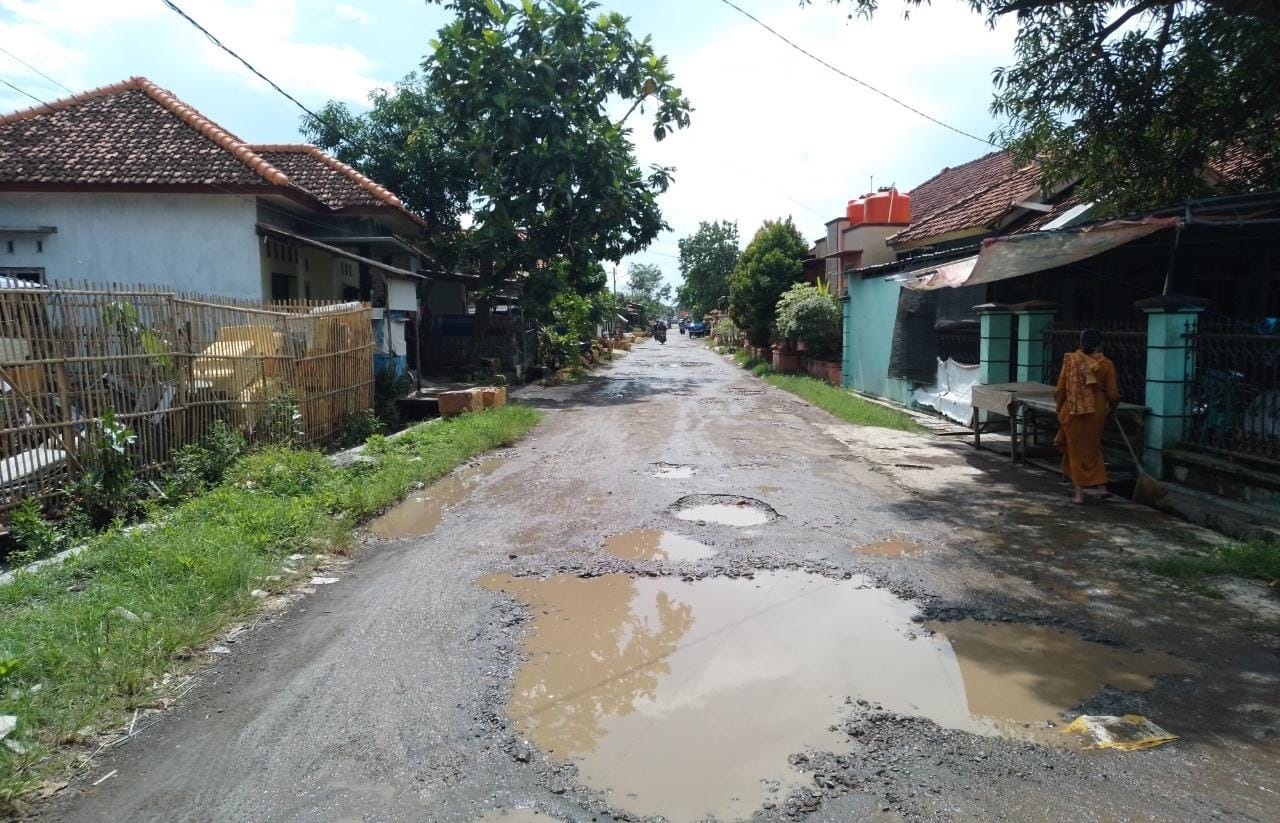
xmin=864 ymin=188 xmax=911 ymax=225
xmin=846 ymin=197 xmax=866 ymax=226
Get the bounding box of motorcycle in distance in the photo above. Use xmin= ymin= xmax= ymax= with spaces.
xmin=652 ymin=321 xmax=668 ymax=344
xmin=678 ymin=319 xmax=687 ymax=335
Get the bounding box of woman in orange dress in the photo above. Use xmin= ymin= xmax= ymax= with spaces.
xmin=1054 ymin=329 xmax=1120 ymax=504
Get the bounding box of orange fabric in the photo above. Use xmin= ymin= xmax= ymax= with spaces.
xmin=1054 ymin=352 xmax=1120 ymax=487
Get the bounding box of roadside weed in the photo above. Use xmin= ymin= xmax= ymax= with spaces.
xmin=762 ymin=374 xmax=925 ymax=433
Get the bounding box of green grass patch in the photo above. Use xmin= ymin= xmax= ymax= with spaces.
xmin=0 ymin=405 xmax=541 ymax=811
xmin=751 ymin=362 xmax=775 ymax=377
xmin=1133 ymin=539 xmax=1280 ymax=588
xmin=762 ymin=374 xmax=925 ymax=433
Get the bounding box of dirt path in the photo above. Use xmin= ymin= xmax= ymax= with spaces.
xmin=38 ymin=337 xmax=1279 ymax=822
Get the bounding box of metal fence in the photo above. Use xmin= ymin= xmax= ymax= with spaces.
xmin=1044 ymin=320 xmax=1148 ymax=403
xmin=0 ymin=282 xmax=373 ymax=517
xmin=936 ymin=325 xmax=980 ymax=366
xmin=1184 ymin=319 xmax=1280 ymax=462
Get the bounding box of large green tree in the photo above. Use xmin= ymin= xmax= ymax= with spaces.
xmin=729 ymin=218 xmax=809 ymax=347
xmin=675 ymin=220 xmax=740 ymax=318
xmin=426 ymin=0 xmax=691 ymax=358
xmin=811 ymin=0 xmax=1280 ymax=212
xmin=625 ymin=262 xmax=672 ymax=317
xmin=301 ymin=73 xmax=470 ymax=241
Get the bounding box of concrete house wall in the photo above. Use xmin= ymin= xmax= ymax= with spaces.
xmin=842 ymin=274 xmax=916 ymax=406
xmin=0 ymin=192 xmax=261 ymax=297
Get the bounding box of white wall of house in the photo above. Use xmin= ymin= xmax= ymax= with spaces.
xmin=0 ymin=192 xmax=261 ymax=298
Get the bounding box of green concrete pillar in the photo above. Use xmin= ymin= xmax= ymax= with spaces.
xmin=975 ymin=303 xmax=1014 ymax=385
xmin=1136 ymin=295 xmax=1210 ymax=477
xmin=841 ymin=292 xmax=853 ymax=389
xmin=1012 ymin=301 xmax=1058 ymax=383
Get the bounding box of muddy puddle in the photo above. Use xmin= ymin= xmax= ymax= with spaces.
xmin=604 ymin=530 xmax=715 ymax=561
xmin=672 ymin=495 xmax=775 ymax=527
xmin=854 ymin=536 xmax=924 ymax=557
xmin=370 ymin=458 xmax=504 ymax=539
xmin=481 ymin=571 xmax=1191 ymax=823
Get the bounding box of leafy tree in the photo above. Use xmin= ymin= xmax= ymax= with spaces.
xmin=301 ymin=73 xmax=471 ymax=237
xmin=625 ymin=262 xmax=672 ymax=317
xmin=729 ymin=219 xmax=809 ymax=347
xmin=425 ymin=0 xmax=691 ymax=360
xmin=810 ymin=1 xmax=1280 ymax=212
xmin=676 ymin=220 xmax=739 ymax=318
xmin=775 ymin=282 xmax=842 ymax=359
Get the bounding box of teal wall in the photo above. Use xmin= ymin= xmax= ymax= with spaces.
xmin=841 ymin=275 xmax=916 ymax=406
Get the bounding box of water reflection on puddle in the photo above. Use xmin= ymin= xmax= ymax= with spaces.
xmin=370 ymin=458 xmax=504 ymax=539
xmin=604 ymin=530 xmax=714 ymax=561
xmin=481 ymin=571 xmax=1189 ymax=823
xmin=674 ymin=503 xmax=769 ymax=527
xmin=652 ymin=464 xmax=695 ymax=479
xmin=853 ymin=537 xmax=924 ymax=557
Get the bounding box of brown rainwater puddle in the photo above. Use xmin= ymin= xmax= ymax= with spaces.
xmin=370 ymin=458 xmax=504 ymax=539
xmin=604 ymin=530 xmax=715 ymax=561
xmin=481 ymin=571 xmax=1190 ymax=823
xmin=853 ymin=537 xmax=924 ymax=557
xmin=673 ymin=503 xmax=769 ymax=527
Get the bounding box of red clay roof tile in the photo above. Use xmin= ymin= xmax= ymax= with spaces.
xmin=890 ymin=153 xmax=1043 ymax=246
xmin=249 ymin=144 xmax=405 ymax=210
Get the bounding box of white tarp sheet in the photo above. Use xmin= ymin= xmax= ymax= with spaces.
xmin=913 ymin=357 xmax=980 ymax=424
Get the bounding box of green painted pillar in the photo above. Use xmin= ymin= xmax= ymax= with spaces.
xmin=841 ymin=291 xmax=853 ymax=389
xmin=1136 ymin=295 xmax=1210 ymax=477
xmin=1013 ymin=301 xmax=1058 ymax=383
xmin=975 ymin=303 xmax=1014 ymax=385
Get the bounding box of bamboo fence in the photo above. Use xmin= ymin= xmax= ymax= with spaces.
xmin=0 ymin=281 xmax=373 ymax=519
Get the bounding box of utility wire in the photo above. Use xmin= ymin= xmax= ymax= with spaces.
xmin=0 ymin=76 xmax=52 ymax=108
xmin=0 ymin=46 xmax=76 ymax=95
xmin=158 ymin=0 xmax=351 ymax=148
xmin=716 ymin=0 xmax=999 ymax=148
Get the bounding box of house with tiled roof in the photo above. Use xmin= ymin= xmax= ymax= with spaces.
xmin=0 ymin=76 xmax=485 ymax=375
xmin=0 ymin=77 xmax=450 ymax=309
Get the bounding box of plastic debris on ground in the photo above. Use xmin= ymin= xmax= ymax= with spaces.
xmin=1062 ymin=714 xmax=1178 ymax=751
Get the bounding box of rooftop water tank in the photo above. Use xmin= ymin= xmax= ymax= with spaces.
xmin=846 ymin=197 xmax=866 ymax=226
xmin=864 ymin=188 xmax=911 ymax=225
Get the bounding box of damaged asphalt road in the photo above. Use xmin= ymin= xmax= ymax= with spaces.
xmin=38 ymin=336 xmax=1280 ymax=822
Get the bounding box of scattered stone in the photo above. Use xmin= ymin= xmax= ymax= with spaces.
xmin=4 ymin=738 xmax=26 ymax=755
xmin=209 ymin=645 xmax=232 ymax=656
xmin=0 ymin=715 xmax=15 ymax=740
xmin=310 ymin=577 xmax=339 ymax=585
xmin=250 ymin=589 xmax=267 ymax=598
xmin=109 ymin=606 xmax=141 ymax=623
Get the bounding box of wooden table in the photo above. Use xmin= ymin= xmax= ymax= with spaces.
xmin=970 ymin=382 xmax=1058 ymax=456
xmin=1013 ymin=396 xmax=1149 ymax=464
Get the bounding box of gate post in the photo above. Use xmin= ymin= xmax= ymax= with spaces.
xmin=1012 ymin=301 xmax=1059 ymax=383
xmin=840 ymin=289 xmax=853 ymax=389
xmin=1136 ymin=295 xmax=1210 ymax=477
xmin=975 ymin=303 xmax=1014 ymax=385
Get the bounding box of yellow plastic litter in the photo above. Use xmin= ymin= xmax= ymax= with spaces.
xmin=1062 ymin=714 xmax=1178 ymax=751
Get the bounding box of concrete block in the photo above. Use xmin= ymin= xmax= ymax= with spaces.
xmin=438 ymin=388 xmax=482 ymax=417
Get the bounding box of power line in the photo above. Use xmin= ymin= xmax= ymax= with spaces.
xmin=0 ymin=46 xmax=75 ymax=94
xmin=0 ymin=76 xmax=51 ymax=108
xmin=716 ymin=0 xmax=999 ymax=148
xmin=158 ymin=0 xmax=348 ymax=147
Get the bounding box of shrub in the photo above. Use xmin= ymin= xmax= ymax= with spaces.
xmin=338 ymin=409 xmax=385 ymax=448
xmin=7 ymin=499 xmax=64 ymax=565
xmin=775 ymin=283 xmax=842 ymax=359
xmin=170 ymin=420 xmax=247 ymax=497
xmin=69 ymin=408 xmax=147 ymax=529
xmin=729 ymin=218 xmax=809 ymax=347
xmin=752 ymin=362 xmax=775 ymax=377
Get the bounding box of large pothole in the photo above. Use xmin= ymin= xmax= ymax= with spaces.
xmin=670 ymin=494 xmax=777 ymax=527
xmin=481 ymin=571 xmax=1190 ymax=823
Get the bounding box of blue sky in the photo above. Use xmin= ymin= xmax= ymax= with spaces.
xmin=0 ymin=0 xmax=1015 ymax=293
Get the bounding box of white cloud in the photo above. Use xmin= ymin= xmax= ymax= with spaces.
xmin=333 ymin=3 xmax=372 ymax=25
xmin=0 ymin=0 xmax=389 ymax=108
xmin=622 ymin=1 xmax=1016 ymax=290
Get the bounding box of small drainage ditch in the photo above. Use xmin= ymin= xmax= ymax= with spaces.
xmin=481 ymin=570 xmax=1190 ymax=823
xmin=670 ymin=494 xmax=777 ymax=527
